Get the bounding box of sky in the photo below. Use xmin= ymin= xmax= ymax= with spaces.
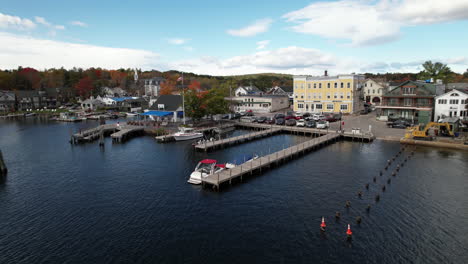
xmin=0 ymin=0 xmax=467 ymax=75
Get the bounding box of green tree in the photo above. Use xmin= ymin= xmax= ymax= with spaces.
xmin=418 ymin=61 xmax=454 ymax=84
xmin=205 ymin=89 xmax=229 ymax=116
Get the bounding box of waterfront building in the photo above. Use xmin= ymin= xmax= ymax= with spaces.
xmin=434 ymin=89 xmax=468 ymax=121
xmin=142 ymin=77 xmax=165 ymax=97
xmin=146 ymin=94 xmax=183 ymax=122
xmin=234 ymin=85 xmax=261 ymax=96
xmin=376 ymin=80 xmax=445 ymax=124
xmin=0 ymin=90 xmax=16 ymax=112
xmin=14 ymin=90 xmax=46 ymax=111
xmin=363 ymin=79 xmax=388 ymax=106
xmin=267 ymin=85 xmax=294 ymax=103
xmin=293 ymin=71 xmax=365 ymax=114
xmin=229 ymin=94 xmax=290 ymax=113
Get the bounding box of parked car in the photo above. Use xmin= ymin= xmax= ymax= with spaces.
xmin=305 ymin=120 xmax=316 ymax=128
xmin=285 ymin=115 xmax=296 ymax=120
xmin=257 ymin=116 xmax=267 ymax=123
xmin=274 ymin=113 xmax=285 ymax=119
xmin=251 ymin=117 xmax=259 ymax=123
xmin=316 ymin=120 xmax=330 ymax=129
xmin=387 ymin=119 xmax=411 ymax=128
xmin=245 ymin=110 xmax=254 ymax=116
xmin=240 ymin=116 xmax=255 ymax=123
xmin=265 ymin=117 xmax=275 ymax=124
xmin=285 ymin=119 xmax=297 ymax=126
xmin=325 ymin=114 xmax=338 ymax=122
xmin=295 ymin=114 xmax=303 ymax=120
xmin=275 ymin=118 xmax=285 ymax=125
xmin=313 ymin=114 xmax=325 ymax=121
xmin=296 ymin=119 xmax=305 ymax=127
xmin=302 ymin=112 xmax=312 ymax=118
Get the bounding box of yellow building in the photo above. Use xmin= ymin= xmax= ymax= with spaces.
xmin=293 ymin=72 xmax=365 ymax=114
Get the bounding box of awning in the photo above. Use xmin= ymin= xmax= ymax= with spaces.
xmin=201 ymin=159 xmax=217 ymax=164
xmin=140 ymin=111 xmax=173 ymax=117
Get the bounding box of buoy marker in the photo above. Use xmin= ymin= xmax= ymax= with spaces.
xmin=346 ymin=224 xmax=353 ymax=240
xmin=320 ymin=217 xmax=326 ymax=231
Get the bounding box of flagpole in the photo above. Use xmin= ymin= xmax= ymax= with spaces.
xmin=182 ymin=72 xmax=186 ymax=125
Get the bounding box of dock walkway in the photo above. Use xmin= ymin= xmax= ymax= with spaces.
xmin=194 ymin=128 xmax=282 ymax=151
xmin=202 ymin=133 xmax=340 ymax=189
xmin=71 ymin=123 xmax=144 ymax=144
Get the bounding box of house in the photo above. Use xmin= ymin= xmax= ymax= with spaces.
xmin=434 ymin=89 xmax=468 ymax=121
xmin=376 ymin=80 xmax=445 ymax=124
xmin=0 ymin=90 xmax=16 ymax=112
xmin=103 ymin=87 xmax=126 ymax=97
xmin=42 ymin=87 xmax=63 ymax=108
xmin=81 ymin=97 xmax=105 ymax=111
xmin=267 ymin=85 xmax=294 ymax=103
xmin=228 ymin=94 xmax=290 ymax=113
xmin=118 ymin=98 xmax=148 ymax=112
xmin=14 ymin=90 xmax=45 ymax=111
xmin=142 ymin=77 xmax=165 ymax=97
xmin=363 ymin=79 xmax=388 ymax=106
xmin=234 ymin=85 xmax=261 ymax=96
xmin=445 ymin=83 xmax=468 ymax=92
xmin=144 ymin=95 xmax=183 ymax=122
xmin=293 ymin=71 xmax=365 ymax=114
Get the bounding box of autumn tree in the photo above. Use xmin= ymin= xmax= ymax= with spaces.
xmin=18 ymin=67 xmax=41 ymax=90
xmin=74 ymin=76 xmax=93 ymax=97
xmin=159 ymin=79 xmax=176 ymax=95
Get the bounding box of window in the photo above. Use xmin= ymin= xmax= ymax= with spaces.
xmin=157 ymin=104 xmax=165 ymax=110
xmin=327 ymin=83 xmax=330 ymax=88
xmin=308 ymin=84 xmax=311 ymax=89
xmin=313 ymin=93 xmax=316 ymax=99
xmin=334 ymin=82 xmax=337 ymax=88
xmin=438 ymin=99 xmax=447 ymax=104
xmin=319 ymin=83 xmax=322 ymax=88
xmin=298 ymin=104 xmax=304 ymax=109
xmin=316 ymin=104 xmax=323 ymax=110
xmin=372 ymin=89 xmax=375 ymax=94
xmin=327 ymin=93 xmax=331 ymax=99
xmin=454 ymin=111 xmax=457 ymax=116
xmin=370 ymin=83 xmax=373 ymax=87
xmin=301 ymin=95 xmax=304 ymax=99
xmin=461 ymin=99 xmax=465 ymax=104
xmin=295 ymin=95 xmax=298 ymax=98
xmin=308 ymin=95 xmax=311 ymax=99
xmin=347 ymin=92 xmax=351 ymax=99
xmin=449 ymin=99 xmax=459 ymax=104
xmin=403 ymin=87 xmax=415 ymax=94
xmin=295 ymin=84 xmax=298 ymax=89
xmin=341 ymin=83 xmax=344 ymax=88
xmin=347 ymin=83 xmax=350 ymax=88
xmin=334 ymin=93 xmax=338 ymax=99
xmin=368 ymin=90 xmax=370 ymax=94
xmin=327 ymin=104 xmax=334 ymax=110
xmin=340 ymin=92 xmax=344 ymax=99
xmin=340 ymin=104 xmax=348 ymax=110
xmin=418 ymin=99 xmax=429 ymax=106
xmin=365 ymin=83 xmax=367 ymax=87
xmin=319 ymin=94 xmax=322 ymax=99
xmin=404 ymin=98 xmax=412 ymax=106
xmin=314 ymin=83 xmax=317 ymax=88
xmin=301 ymin=84 xmax=304 ymax=89
xmin=310 ymin=104 xmax=314 ymax=110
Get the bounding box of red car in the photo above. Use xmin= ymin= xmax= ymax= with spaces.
xmin=285 ymin=115 xmax=296 ymax=120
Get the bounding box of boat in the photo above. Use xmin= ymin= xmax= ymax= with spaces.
xmin=126 ymin=112 xmax=139 ymax=117
xmin=188 ymin=159 xmax=226 ymax=184
xmin=24 ymin=113 xmax=36 ymax=118
xmin=173 ymin=127 xmax=204 ymax=141
xmin=225 ymin=154 xmax=259 ymax=169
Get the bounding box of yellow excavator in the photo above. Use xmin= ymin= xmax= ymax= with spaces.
xmin=405 ymin=122 xmax=454 ymax=140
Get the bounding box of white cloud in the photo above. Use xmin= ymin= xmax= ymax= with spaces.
xmin=283 ymin=0 xmax=468 ymax=46
xmin=167 ymin=38 xmax=189 ymax=45
xmin=70 ymin=21 xmax=87 ymax=27
xmin=256 ymin=40 xmax=270 ymax=50
xmin=34 ymin=16 xmax=65 ymax=33
xmin=54 ymin=25 xmax=65 ymax=30
xmin=0 ymin=32 xmax=160 ymax=70
xmin=0 ymin=12 xmax=36 ymax=30
xmin=227 ymin=18 xmax=273 ymax=37
xmin=183 ymin=46 xmax=194 ymax=52
xmin=34 ymin=16 xmax=50 ymax=27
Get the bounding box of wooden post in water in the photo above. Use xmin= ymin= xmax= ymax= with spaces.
xmin=0 ymin=149 xmax=7 ymax=176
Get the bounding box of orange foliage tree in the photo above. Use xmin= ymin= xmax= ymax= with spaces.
xmin=74 ymin=76 xmax=93 ymax=97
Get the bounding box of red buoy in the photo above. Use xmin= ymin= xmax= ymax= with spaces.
xmin=346 ymin=224 xmax=352 ymax=237
xmin=320 ymin=217 xmax=326 ymax=231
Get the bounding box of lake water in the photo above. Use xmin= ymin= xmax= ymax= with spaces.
xmin=0 ymin=119 xmax=467 ymax=263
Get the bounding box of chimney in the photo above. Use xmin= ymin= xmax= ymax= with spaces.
xmin=324 ymin=70 xmax=328 ymax=76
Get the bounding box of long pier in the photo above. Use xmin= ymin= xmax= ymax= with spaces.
xmin=71 ymin=123 xmax=144 ymax=144
xmin=194 ymin=128 xmax=282 ymax=151
xmin=202 ymin=133 xmax=341 ymax=189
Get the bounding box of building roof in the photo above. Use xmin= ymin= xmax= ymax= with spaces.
xmin=237 ymin=85 xmax=261 ymax=94
xmin=435 ymin=88 xmax=468 ymax=99
xmin=384 ymin=80 xmax=440 ymax=97
xmin=14 ymin=90 xmax=40 ymax=98
xmin=81 ymin=98 xmax=104 ymax=104
xmin=149 ymin=95 xmax=182 ymax=111
xmin=0 ymin=90 xmax=15 ymax=100
xmin=446 ymin=83 xmax=468 ymax=90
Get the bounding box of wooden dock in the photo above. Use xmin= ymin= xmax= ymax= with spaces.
xmin=194 ymin=128 xmax=282 ymax=151
xmin=111 ymin=125 xmax=144 ymax=143
xmin=71 ymin=123 xmax=144 ymax=144
xmin=202 ymin=133 xmax=341 ymax=189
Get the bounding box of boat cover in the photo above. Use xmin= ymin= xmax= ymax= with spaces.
xmin=200 ymin=159 xmax=217 ymax=164
xmin=230 ymin=154 xmax=254 ymax=165
xmin=140 ymin=111 xmax=172 ymax=116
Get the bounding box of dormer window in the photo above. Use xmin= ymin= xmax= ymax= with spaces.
xmin=158 ymin=104 xmax=165 ymax=110
xmin=450 ymin=93 xmax=459 ymax=96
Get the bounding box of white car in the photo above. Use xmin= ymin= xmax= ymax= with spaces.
xmin=296 ymin=119 xmax=305 ymax=127
xmin=316 ymin=120 xmax=330 ymax=129
xmin=313 ymin=114 xmax=325 ymax=121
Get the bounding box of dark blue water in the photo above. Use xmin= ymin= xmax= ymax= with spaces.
xmin=0 ymin=119 xmax=467 ymax=263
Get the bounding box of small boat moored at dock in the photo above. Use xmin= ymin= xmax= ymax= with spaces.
xmin=188 ymin=159 xmax=226 ymax=184
xmin=174 ymin=127 xmax=204 ymax=141
xmin=225 ymin=154 xmax=259 ymax=169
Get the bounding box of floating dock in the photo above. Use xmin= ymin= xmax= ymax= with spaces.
xmin=71 ymin=123 xmax=144 ymax=144
xmin=202 ymin=133 xmax=341 ymax=190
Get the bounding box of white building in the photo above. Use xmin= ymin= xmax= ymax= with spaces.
xmin=229 ymin=94 xmax=290 ymax=113
xmin=81 ymin=97 xmax=105 ymax=111
xmin=234 ymin=85 xmax=261 ymax=96
xmin=143 ymin=77 xmax=165 ymax=97
xmin=434 ymin=89 xmax=468 ymax=121
xmin=363 ymin=79 xmax=387 ymax=106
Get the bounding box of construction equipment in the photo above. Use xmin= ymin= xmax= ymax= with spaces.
xmin=405 ymin=122 xmax=454 ymax=140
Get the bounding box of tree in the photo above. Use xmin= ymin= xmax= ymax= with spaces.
xmin=18 ymin=67 xmax=41 ymax=90
xmin=160 ymin=80 xmax=176 ymax=95
xmin=418 ymin=61 xmax=454 ymax=84
xmin=205 ymin=89 xmax=229 ymax=116
xmin=463 ymin=69 xmax=468 ymax=78
xmin=74 ymin=76 xmax=93 ymax=97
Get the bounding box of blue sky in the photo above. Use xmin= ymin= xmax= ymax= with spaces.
xmin=1 ymin=0 xmax=467 ymax=75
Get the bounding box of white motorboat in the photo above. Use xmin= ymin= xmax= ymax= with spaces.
xmin=126 ymin=112 xmax=139 ymax=117
xmin=173 ymin=127 xmax=203 ymax=141
xmin=225 ymin=154 xmax=259 ymax=169
xmin=188 ymin=159 xmax=226 ymax=185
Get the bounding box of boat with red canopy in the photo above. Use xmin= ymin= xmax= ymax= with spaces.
xmin=188 ymin=159 xmax=226 ymax=185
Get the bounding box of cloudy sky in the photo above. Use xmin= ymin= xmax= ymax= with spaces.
xmin=0 ymin=0 xmax=467 ymax=75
